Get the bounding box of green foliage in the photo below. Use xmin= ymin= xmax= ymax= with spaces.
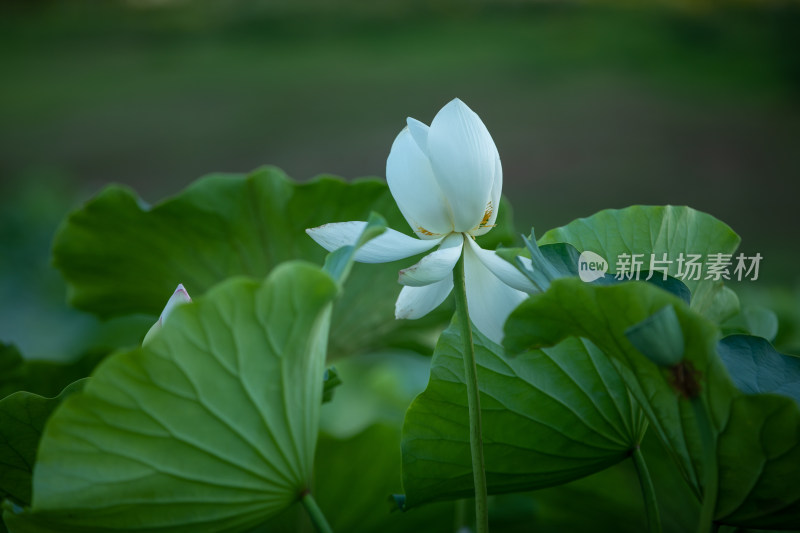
xmin=5 ymin=262 xmax=337 ymax=532
xmin=3 ymin=169 xmax=799 ymax=533
xmin=722 ymin=306 xmax=780 ymax=342
xmin=0 ymin=344 xmax=101 ymax=400
xmin=51 ymin=167 xmax=456 ymax=361
xmin=319 ymin=352 xmax=431 ymax=440
xmin=625 ymin=305 xmax=686 ymax=367
xmin=504 ymin=279 xmax=800 ymax=528
xmin=539 ymin=205 xmax=741 ymax=321
xmin=712 ymin=337 xmax=800 ymax=526
xmin=717 ymin=334 xmax=800 ymax=404
xmin=313 ymin=425 xmax=454 ymax=533
xmin=504 ymin=279 xmax=726 ymax=494
xmin=402 ymin=316 xmax=646 ymax=507
xmin=0 ymin=381 xmax=85 ymax=508
xmin=716 ymin=395 xmax=800 ymax=528
xmin=490 ymin=435 xmax=699 ymax=533
xmin=259 ymin=351 xmax=455 ymax=533
xmin=321 ymin=367 xmax=342 ymax=404
xmin=376 ymin=204 xmax=798 ymax=529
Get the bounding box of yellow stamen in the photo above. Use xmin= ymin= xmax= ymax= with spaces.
xmin=479 ymin=202 xmax=495 ymax=228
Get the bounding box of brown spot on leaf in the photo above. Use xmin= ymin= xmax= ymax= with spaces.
xmin=669 ymin=360 xmax=703 ymax=399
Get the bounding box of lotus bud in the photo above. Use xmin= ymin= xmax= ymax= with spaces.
xmin=142 ymin=284 xmax=192 ymax=345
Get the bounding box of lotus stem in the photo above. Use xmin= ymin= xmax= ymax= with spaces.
xmin=453 ymin=252 xmax=490 ymax=533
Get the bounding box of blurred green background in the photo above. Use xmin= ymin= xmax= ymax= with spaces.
xmin=2 ymin=0 xmax=800 ymax=359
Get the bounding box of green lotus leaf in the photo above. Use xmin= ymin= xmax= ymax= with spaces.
xmin=4 ymin=261 xmax=336 ymax=532
xmin=539 ymin=206 xmax=741 ymax=322
xmin=401 ymin=316 xmax=646 ymax=507
xmin=505 ymin=278 xmax=800 ymax=528
xmin=718 ymin=334 xmax=800 ymax=404
xmin=52 ymin=167 xmax=516 ymax=361
xmin=0 ymin=381 xmax=86 ymax=507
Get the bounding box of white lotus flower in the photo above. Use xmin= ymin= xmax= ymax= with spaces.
xmin=306 ymin=98 xmax=533 ymax=343
xmin=142 ymin=283 xmax=192 ymax=345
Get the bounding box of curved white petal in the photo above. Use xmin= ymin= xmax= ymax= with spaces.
xmin=427 ymin=99 xmax=499 ymax=233
xmin=466 ymin=238 xmax=536 ymax=293
xmin=306 ymin=222 xmax=441 ymax=263
xmin=399 ymin=234 xmax=463 ymax=287
xmin=386 ymin=127 xmax=453 ymax=238
xmin=470 ymin=151 xmax=502 ymax=237
xmin=463 ymin=242 xmax=528 ymax=344
xmin=395 ymin=275 xmax=454 ymax=319
xmin=406 ymin=117 xmax=430 ymax=156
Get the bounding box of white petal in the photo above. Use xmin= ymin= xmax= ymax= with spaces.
xmin=427 ymin=98 xmax=499 ymax=233
xmin=406 ymin=117 xmax=430 ymax=156
xmin=399 ymin=234 xmax=463 ymax=287
xmin=306 ymin=222 xmax=441 ymax=263
xmin=386 ymin=127 xmax=454 ymax=238
xmin=395 ymin=275 xmax=454 ymax=319
xmin=463 ymin=242 xmax=528 ymax=344
xmin=470 ymin=151 xmax=502 ymax=237
xmin=466 ymin=237 xmax=536 ymax=293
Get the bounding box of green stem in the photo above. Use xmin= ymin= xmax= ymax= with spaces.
xmin=632 ymin=446 xmax=662 ymax=533
xmin=692 ymin=397 xmax=718 ymax=533
xmin=453 ymin=251 xmax=489 ymax=533
xmin=301 ymin=490 xmax=334 ymax=533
